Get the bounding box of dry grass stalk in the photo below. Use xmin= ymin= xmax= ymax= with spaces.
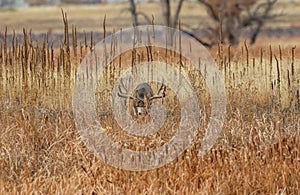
xmin=0 ymin=15 xmax=299 ymax=194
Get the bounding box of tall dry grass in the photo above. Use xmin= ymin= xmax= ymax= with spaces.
xmin=0 ymin=15 xmax=299 ymax=194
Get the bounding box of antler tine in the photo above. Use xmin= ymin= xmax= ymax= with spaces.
xmin=117 ymin=78 xmax=136 ymax=100
xmin=149 ymin=93 xmax=165 ymax=100
xmin=117 ymin=92 xmax=136 ymax=99
xmin=157 ymin=81 xmax=166 ymax=96
xmin=150 ymin=82 xmax=166 ymax=100
xmin=120 ymin=78 xmax=129 ymax=93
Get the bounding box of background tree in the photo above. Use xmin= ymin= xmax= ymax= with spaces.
xmin=198 ymin=0 xmax=280 ymax=45
xmin=128 ymin=0 xmax=138 ymax=26
xmin=0 ymin=0 xmax=16 ymax=7
xmin=128 ymin=0 xmax=280 ymax=46
xmin=128 ymin=0 xmax=184 ymax=28
xmin=160 ymin=0 xmax=184 ymax=28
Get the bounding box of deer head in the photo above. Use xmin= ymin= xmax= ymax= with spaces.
xmin=117 ymin=78 xmax=166 ymax=116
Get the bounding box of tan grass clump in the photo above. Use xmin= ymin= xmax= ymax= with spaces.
xmin=0 ymin=15 xmax=299 ymax=194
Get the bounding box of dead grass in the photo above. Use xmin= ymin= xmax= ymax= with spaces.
xmin=0 ymin=4 xmax=300 ymax=194
xmin=0 ymin=1 xmax=300 ymax=34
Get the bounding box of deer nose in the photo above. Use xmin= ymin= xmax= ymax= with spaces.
xmin=137 ymin=107 xmax=144 ymax=115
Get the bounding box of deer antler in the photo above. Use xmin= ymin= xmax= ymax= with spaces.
xmin=117 ymin=78 xmax=137 ymax=100
xmin=150 ymin=82 xmax=166 ymax=100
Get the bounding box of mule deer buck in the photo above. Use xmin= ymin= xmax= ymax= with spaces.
xmin=117 ymin=79 xmax=166 ymax=117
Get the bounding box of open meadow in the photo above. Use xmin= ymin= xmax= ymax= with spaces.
xmin=0 ymin=1 xmax=300 ymax=194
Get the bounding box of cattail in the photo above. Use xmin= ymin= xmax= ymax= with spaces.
xmin=291 ymin=46 xmax=296 ymax=82
xmin=260 ymin=48 xmax=264 ymax=78
xmin=90 ymin=31 xmax=93 ymax=52
xmin=274 ymin=55 xmax=281 ymax=110
xmin=244 ymin=40 xmax=249 ymax=70
xmin=269 ymin=45 xmax=273 ymax=90
xmin=103 ymin=14 xmax=106 ymax=40
xmin=72 ymin=24 xmax=77 ymax=59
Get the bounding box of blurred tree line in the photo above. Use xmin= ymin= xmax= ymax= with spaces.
xmin=128 ymin=0 xmax=281 ymax=46
xmin=0 ymin=0 xmax=282 ymax=46
xmin=0 ymin=0 xmax=101 ymax=7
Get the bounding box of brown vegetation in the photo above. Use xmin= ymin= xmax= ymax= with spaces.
xmin=24 ymin=0 xmax=101 ymax=6
xmin=0 ymin=12 xmax=300 ymax=194
xmin=198 ymin=0 xmax=280 ymax=45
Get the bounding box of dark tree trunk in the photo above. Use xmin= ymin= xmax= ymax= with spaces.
xmin=129 ymin=0 xmax=138 ymax=26
xmin=160 ymin=0 xmax=170 ymax=27
xmin=172 ymin=0 xmax=184 ymax=28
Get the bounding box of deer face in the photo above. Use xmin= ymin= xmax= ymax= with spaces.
xmin=117 ymin=79 xmax=166 ymax=117
xmin=133 ymin=83 xmax=153 ymax=116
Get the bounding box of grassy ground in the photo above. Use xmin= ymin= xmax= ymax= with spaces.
xmin=0 ymin=1 xmax=300 ymax=194
xmin=0 ymin=1 xmax=300 ymax=34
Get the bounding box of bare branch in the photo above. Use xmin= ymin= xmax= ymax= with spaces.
xmin=136 ymin=12 xmax=152 ymax=24
xmin=198 ymin=0 xmax=220 ymax=21
xmin=172 ymin=0 xmax=185 ymax=28
xmin=247 ymin=0 xmax=279 ymax=44
xmin=181 ymin=29 xmax=213 ymax=47
xmin=128 ymin=0 xmax=138 ymax=26
xmin=198 ymin=0 xmax=280 ymax=45
xmin=253 ymin=0 xmax=277 ymax=16
xmin=160 ymin=0 xmax=171 ymax=27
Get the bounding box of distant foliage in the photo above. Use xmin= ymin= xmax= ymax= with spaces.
xmin=0 ymin=0 xmax=102 ymax=7
xmin=0 ymin=0 xmax=13 ymax=6
xmin=198 ymin=0 xmax=280 ymax=45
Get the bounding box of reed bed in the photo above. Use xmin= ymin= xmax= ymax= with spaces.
xmin=0 ymin=15 xmax=299 ymax=194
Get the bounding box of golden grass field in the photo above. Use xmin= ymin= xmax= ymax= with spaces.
xmin=0 ymin=0 xmax=300 ymax=33
xmin=0 ymin=1 xmax=300 ymax=194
